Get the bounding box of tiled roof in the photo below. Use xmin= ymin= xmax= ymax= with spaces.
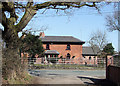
xmin=41 ymin=36 xmax=85 ymax=43
xmin=44 ymin=50 xmax=59 ymax=55
xmin=82 ymin=46 xmax=100 ymax=55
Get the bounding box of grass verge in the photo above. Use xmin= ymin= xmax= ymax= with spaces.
xmin=32 ymin=64 xmax=105 ymax=70
xmin=2 ymin=71 xmax=36 ymax=84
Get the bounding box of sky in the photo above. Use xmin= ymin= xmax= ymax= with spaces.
xmin=0 ymin=2 xmax=119 ymax=51
xmin=23 ymin=2 xmax=118 ymax=51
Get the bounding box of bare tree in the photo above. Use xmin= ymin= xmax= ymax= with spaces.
xmin=105 ymin=3 xmax=120 ymax=52
xmin=106 ymin=3 xmax=120 ymax=32
xmin=88 ymin=30 xmax=108 ymax=51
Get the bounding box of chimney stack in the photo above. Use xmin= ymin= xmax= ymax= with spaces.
xmin=40 ymin=32 xmax=45 ymax=38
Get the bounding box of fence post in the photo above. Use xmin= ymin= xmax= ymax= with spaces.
xmin=106 ymin=55 xmax=109 ymax=80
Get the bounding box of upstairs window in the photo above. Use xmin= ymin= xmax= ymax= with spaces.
xmin=66 ymin=44 xmax=71 ymax=50
xmin=46 ymin=43 xmax=50 ymax=50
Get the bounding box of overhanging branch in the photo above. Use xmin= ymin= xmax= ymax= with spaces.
xmin=15 ymin=2 xmax=99 ymax=32
xmin=15 ymin=2 xmax=37 ymax=32
xmin=34 ymin=2 xmax=98 ymax=10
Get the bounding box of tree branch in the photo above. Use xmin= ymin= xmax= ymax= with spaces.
xmin=15 ymin=2 xmax=37 ymax=32
xmin=34 ymin=2 xmax=98 ymax=10
xmin=1 ymin=11 xmax=12 ymax=39
xmin=2 ymin=12 xmax=7 ymax=28
xmin=10 ymin=2 xmax=99 ymax=33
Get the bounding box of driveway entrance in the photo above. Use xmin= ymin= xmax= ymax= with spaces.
xmin=28 ymin=69 xmax=111 ymax=85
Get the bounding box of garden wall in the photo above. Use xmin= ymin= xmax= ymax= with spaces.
xmin=107 ymin=65 xmax=120 ymax=85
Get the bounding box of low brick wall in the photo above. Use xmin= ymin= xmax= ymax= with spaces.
xmin=107 ymin=65 xmax=120 ymax=85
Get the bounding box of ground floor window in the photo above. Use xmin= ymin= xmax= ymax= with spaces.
xmin=72 ymin=56 xmax=75 ymax=59
xmin=55 ymin=55 xmax=58 ymax=57
xmin=50 ymin=55 xmax=53 ymax=57
xmin=67 ymin=53 xmax=71 ymax=59
xmin=89 ymin=56 xmax=91 ymax=60
xmin=83 ymin=56 xmax=85 ymax=59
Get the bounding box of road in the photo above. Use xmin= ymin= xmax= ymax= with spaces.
xmin=28 ymin=69 xmax=107 ymax=85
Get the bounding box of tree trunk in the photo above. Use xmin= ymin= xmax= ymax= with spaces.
xmin=2 ymin=29 xmax=26 ymax=81
xmin=3 ymin=48 xmax=21 ymax=79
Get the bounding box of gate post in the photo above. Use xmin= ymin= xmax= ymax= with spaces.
xmin=106 ymin=55 xmax=109 ymax=80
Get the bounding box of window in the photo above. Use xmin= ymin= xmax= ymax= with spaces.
xmin=67 ymin=53 xmax=71 ymax=59
xmin=60 ymin=56 xmax=63 ymax=59
xmin=72 ymin=56 xmax=75 ymax=59
xmin=83 ymin=56 xmax=86 ymax=59
xmin=50 ymin=55 xmax=53 ymax=57
xmin=89 ymin=56 xmax=91 ymax=60
xmin=55 ymin=55 xmax=58 ymax=57
xmin=66 ymin=44 xmax=70 ymax=50
xmin=46 ymin=43 xmax=49 ymax=50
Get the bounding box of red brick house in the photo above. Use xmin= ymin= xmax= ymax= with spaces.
xmin=22 ymin=32 xmax=112 ymax=65
xmin=39 ymin=32 xmax=85 ymax=64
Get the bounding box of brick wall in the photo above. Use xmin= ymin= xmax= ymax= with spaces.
xmin=43 ymin=44 xmax=82 ymax=62
xmin=107 ymin=66 xmax=120 ymax=85
xmin=107 ymin=55 xmax=113 ymax=66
